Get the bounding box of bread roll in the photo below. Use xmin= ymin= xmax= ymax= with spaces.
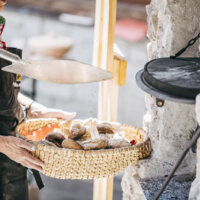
xmin=81 ymin=139 xmax=108 ymax=150
xmin=45 ymin=132 xmax=66 ymax=147
xmin=108 ymin=138 xmax=131 ymax=149
xmin=62 ymin=139 xmax=83 ymax=150
xmin=97 ymin=123 xmax=114 ymax=134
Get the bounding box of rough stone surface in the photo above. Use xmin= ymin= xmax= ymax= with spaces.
xmin=139 ymin=0 xmax=200 ymax=178
xmin=139 ymin=97 xmax=197 ymax=178
xmin=122 ymin=166 xmax=146 ymax=200
xmin=122 ymin=166 xmax=195 ymax=200
xmin=140 ymin=173 xmax=195 ymax=200
xmin=195 ymin=96 xmax=200 ymax=179
xmin=122 ymin=0 xmax=200 ymax=199
xmin=189 ymin=178 xmax=200 ymax=200
xmin=189 ymin=97 xmax=200 ymax=200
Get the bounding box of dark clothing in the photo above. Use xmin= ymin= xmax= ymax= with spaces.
xmin=0 ymin=48 xmax=28 ymax=200
xmin=0 ymin=154 xmax=28 ymax=200
xmin=0 ymin=48 xmax=24 ymax=133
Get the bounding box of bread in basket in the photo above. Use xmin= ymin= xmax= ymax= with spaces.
xmin=16 ymin=118 xmax=151 ymax=180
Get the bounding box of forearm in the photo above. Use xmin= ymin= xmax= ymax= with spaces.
xmin=0 ymin=135 xmax=43 ymax=171
xmin=0 ymin=135 xmax=6 ymax=153
xmin=18 ymin=93 xmax=35 ymax=107
xmin=18 ymin=93 xmax=47 ymax=118
xmin=18 ymin=93 xmax=76 ymax=119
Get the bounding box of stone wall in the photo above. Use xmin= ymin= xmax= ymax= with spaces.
xmin=122 ymin=0 xmax=200 ymax=199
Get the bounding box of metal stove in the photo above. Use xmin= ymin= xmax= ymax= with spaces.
xmin=136 ymin=33 xmax=200 ymax=200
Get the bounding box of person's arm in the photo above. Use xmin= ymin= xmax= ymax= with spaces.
xmin=1 ymin=88 xmax=44 ymax=171
xmin=0 ymin=136 xmax=44 ymax=171
xmin=0 ymin=96 xmax=45 ymax=172
xmin=18 ymin=93 xmax=76 ymax=119
xmin=8 ymin=93 xmax=76 ymax=171
xmin=0 ymin=1 xmax=44 ymax=172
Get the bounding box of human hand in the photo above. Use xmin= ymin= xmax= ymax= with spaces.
xmin=27 ymin=102 xmax=76 ymax=119
xmin=0 ymin=136 xmax=44 ymax=171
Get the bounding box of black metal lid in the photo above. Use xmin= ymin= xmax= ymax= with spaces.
xmin=143 ymin=57 xmax=200 ymax=99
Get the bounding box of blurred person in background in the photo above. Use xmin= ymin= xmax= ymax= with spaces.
xmin=0 ymin=0 xmax=76 ymax=199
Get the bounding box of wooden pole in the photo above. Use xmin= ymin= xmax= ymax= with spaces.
xmin=92 ymin=0 xmax=124 ymax=200
xmin=93 ymin=0 xmax=117 ymax=119
xmin=92 ymin=49 xmax=126 ymax=200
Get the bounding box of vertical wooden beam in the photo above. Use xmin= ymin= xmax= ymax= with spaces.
xmin=92 ymin=0 xmax=118 ymax=200
xmin=95 ymin=0 xmax=117 ymax=121
xmin=92 ymin=0 xmax=104 ymax=67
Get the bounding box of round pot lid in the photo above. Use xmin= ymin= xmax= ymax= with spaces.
xmin=143 ymin=57 xmax=200 ymax=99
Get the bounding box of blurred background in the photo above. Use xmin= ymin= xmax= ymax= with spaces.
xmin=2 ymin=0 xmax=149 ymax=199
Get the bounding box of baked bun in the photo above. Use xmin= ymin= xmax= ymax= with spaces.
xmin=45 ymin=132 xmax=66 ymax=147
xmin=108 ymin=138 xmax=131 ymax=149
xmin=62 ymin=139 xmax=83 ymax=150
xmin=97 ymin=123 xmax=114 ymax=134
xmin=61 ymin=124 xmax=86 ymax=140
xmin=81 ymin=139 xmax=108 ymax=150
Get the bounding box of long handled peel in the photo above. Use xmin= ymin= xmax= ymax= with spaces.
xmin=0 ymin=49 xmax=113 ymax=84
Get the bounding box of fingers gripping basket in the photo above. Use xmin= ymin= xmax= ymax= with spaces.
xmin=16 ymin=119 xmax=151 ymax=180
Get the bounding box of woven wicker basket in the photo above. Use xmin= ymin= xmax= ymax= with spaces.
xmin=16 ymin=119 xmax=151 ymax=180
